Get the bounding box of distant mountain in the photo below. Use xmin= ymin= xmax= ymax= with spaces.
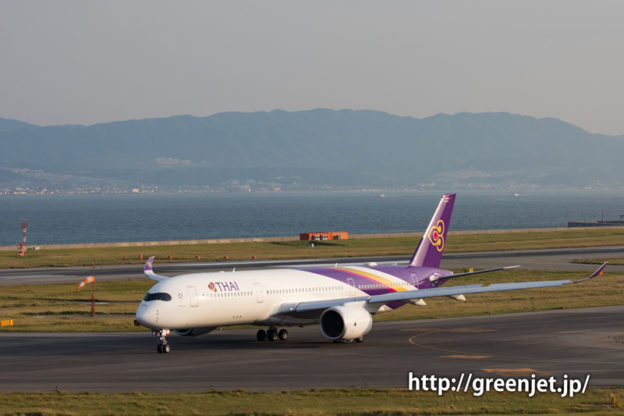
xmin=1 ymin=110 xmax=623 ymax=191
xmin=0 ymin=117 xmax=39 ymax=133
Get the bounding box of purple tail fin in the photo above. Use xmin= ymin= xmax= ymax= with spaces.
xmin=409 ymin=193 xmax=456 ymax=268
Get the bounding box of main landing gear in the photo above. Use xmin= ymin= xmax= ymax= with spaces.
xmin=256 ymin=327 xmax=288 ymax=342
xmin=154 ymin=329 xmax=171 ymax=353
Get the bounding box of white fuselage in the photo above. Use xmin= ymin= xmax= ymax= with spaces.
xmin=135 ymin=266 xmax=414 ymax=330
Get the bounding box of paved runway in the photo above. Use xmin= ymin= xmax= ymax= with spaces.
xmin=1 ymin=306 xmax=622 ymax=393
xmin=1 ymin=245 xmax=623 ymax=286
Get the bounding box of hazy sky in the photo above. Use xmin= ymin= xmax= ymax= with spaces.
xmin=1 ymin=1 xmax=623 ymax=134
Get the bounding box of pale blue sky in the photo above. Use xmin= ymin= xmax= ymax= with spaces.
xmin=1 ymin=1 xmax=623 ymax=134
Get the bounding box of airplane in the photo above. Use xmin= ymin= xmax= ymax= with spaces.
xmin=135 ymin=193 xmax=607 ymax=353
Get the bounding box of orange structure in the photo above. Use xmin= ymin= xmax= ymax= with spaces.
xmin=299 ymin=232 xmax=348 ymax=241
xmin=17 ymin=222 xmax=27 ymax=257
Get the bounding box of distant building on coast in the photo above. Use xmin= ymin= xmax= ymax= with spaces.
xmin=568 ymin=210 xmax=624 ymax=227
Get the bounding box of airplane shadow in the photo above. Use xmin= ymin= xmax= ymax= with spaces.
xmin=167 ymin=333 xmax=346 ymax=351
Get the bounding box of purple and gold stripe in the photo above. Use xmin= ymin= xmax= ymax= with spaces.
xmin=334 ymin=266 xmax=410 ymax=293
xmin=300 ymin=266 xmax=415 ymax=309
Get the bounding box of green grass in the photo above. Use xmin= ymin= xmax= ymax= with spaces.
xmin=2 ymin=227 xmax=624 ymax=269
xmin=1 ymin=269 xmax=622 ymax=332
xmin=0 ymin=389 xmax=622 ymax=415
xmin=574 ymin=257 xmax=624 ymax=265
xmin=0 ymin=280 xmax=153 ymax=332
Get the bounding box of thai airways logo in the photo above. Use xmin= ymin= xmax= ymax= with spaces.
xmin=428 ymin=220 xmax=445 ymax=252
xmin=208 ymin=281 xmax=240 ymax=292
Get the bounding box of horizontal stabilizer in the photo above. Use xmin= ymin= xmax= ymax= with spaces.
xmin=435 ymin=265 xmax=520 ymax=282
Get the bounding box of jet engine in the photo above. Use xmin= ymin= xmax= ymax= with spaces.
xmin=320 ymin=305 xmax=373 ymax=342
xmin=174 ymin=327 xmax=215 ymax=337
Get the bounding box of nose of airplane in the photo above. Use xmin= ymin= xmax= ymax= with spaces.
xmin=135 ymin=303 xmax=159 ymax=328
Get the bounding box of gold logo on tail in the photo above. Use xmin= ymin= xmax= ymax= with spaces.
xmin=428 ymin=220 xmax=445 ymax=252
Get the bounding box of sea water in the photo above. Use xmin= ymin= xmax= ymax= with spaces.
xmin=1 ymin=191 xmax=623 ymax=246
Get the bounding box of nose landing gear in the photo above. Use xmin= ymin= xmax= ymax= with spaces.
xmin=153 ymin=329 xmax=171 ymax=353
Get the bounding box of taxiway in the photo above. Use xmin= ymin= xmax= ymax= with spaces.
xmin=0 ymin=306 xmax=622 ymax=393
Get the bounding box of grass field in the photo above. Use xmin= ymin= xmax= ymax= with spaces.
xmin=0 ymin=279 xmax=152 ymax=332
xmin=2 ymin=227 xmax=624 ymax=269
xmin=0 ymin=389 xmax=622 ymax=415
xmin=1 ymin=268 xmax=621 ymax=332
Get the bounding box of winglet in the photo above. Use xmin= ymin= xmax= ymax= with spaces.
xmin=573 ymin=262 xmax=608 ymax=284
xmin=144 ymin=256 xmax=155 ymax=272
xmin=144 ymin=256 xmax=167 ymax=281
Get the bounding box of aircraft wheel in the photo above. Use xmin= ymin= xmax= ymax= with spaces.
xmin=278 ymin=329 xmax=288 ymax=341
xmin=163 ymin=344 xmax=171 ymax=353
xmin=256 ymin=329 xmax=266 ymax=341
xmin=267 ymin=329 xmax=278 ymax=341
xmin=157 ymin=343 xmax=163 ymax=353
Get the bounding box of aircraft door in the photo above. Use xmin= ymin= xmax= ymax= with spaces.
xmin=187 ymin=286 xmax=199 ymax=308
xmin=253 ymin=282 xmax=263 ymax=303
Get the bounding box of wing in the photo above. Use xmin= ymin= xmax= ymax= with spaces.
xmin=280 ymin=262 xmax=607 ymax=316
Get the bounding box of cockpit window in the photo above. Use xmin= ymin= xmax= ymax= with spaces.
xmin=143 ymin=292 xmax=172 ymax=302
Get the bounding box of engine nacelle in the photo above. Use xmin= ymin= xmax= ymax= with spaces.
xmin=320 ymin=305 xmax=373 ymax=341
xmin=174 ymin=327 xmax=215 ymax=337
